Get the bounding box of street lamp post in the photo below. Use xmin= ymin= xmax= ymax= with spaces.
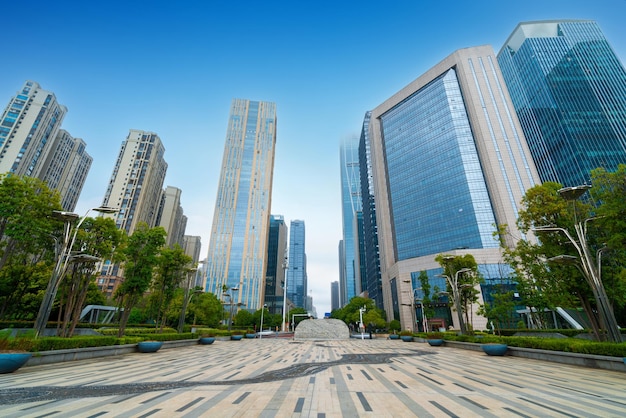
xmin=412 ymin=288 xmax=429 ymax=333
xmin=281 ymin=254 xmax=289 ymax=332
xmin=436 ymin=267 xmax=471 ymax=334
xmin=33 ymin=206 xmax=117 ymax=338
xmin=359 ymin=306 xmax=366 ymax=340
xmin=177 ymin=268 xmax=198 ymax=333
xmin=228 ymin=287 xmax=239 ymax=331
xmin=259 ymin=304 xmax=267 ymax=339
xmin=534 ymin=185 xmax=622 ymax=343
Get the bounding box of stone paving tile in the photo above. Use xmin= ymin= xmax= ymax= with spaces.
xmin=1 ymin=339 xmax=626 ymax=417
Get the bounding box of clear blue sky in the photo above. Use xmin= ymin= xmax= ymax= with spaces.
xmin=2 ymin=0 xmax=625 ymax=316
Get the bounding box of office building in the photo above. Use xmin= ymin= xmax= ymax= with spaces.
xmin=0 ymin=81 xmax=91 ymax=211
xmin=205 ymin=99 xmax=277 ymax=311
xmin=339 ymin=136 xmax=362 ymax=306
xmin=287 ymin=220 xmax=307 ymax=309
xmin=182 ymin=235 xmax=202 ymax=265
xmin=265 ymin=215 xmax=288 ymax=315
xmin=498 ymin=20 xmax=626 ymax=187
xmin=368 ymin=46 xmax=541 ymax=331
xmin=358 ymin=111 xmax=384 ymax=310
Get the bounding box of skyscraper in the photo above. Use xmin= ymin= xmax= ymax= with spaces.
xmin=0 ymin=81 xmax=91 ymax=211
xmin=498 ymin=20 xmax=626 ymax=187
xmin=287 ymin=220 xmax=307 ymax=309
xmin=205 ymin=99 xmax=277 ymax=311
xmin=330 ymin=281 xmax=340 ymax=312
xmin=265 ymin=215 xmax=288 ymax=315
xmin=339 ymin=137 xmax=362 ymax=306
xmin=368 ymin=46 xmax=541 ymax=331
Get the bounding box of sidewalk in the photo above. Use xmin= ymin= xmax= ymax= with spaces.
xmin=2 ymin=339 xmax=626 ymax=417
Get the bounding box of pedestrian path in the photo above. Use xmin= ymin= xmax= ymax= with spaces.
xmin=1 ymin=339 xmax=625 ymax=417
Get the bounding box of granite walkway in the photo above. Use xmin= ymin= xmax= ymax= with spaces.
xmin=1 ymin=339 xmax=626 ymax=417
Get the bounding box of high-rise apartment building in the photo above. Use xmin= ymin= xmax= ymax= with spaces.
xmin=182 ymin=235 xmax=202 ymax=265
xmin=102 ymin=130 xmax=167 ymax=234
xmin=368 ymin=46 xmax=541 ymax=331
xmin=156 ymin=186 xmax=186 ymax=248
xmin=339 ymin=137 xmax=362 ymax=306
xmin=0 ymin=81 xmax=92 ymax=211
xmin=38 ymin=129 xmax=92 ymax=211
xmin=358 ymin=111 xmax=384 ymax=311
xmin=287 ymin=220 xmax=307 ymax=309
xmin=265 ymin=215 xmax=288 ymax=315
xmin=498 ymin=20 xmax=626 ymax=187
xmin=97 ymin=129 xmax=167 ymax=288
xmin=205 ymin=99 xmax=277 ymax=311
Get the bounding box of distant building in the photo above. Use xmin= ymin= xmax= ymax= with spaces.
xmin=183 ymin=235 xmax=202 ymax=264
xmin=0 ymin=81 xmax=91 ymax=211
xmin=368 ymin=46 xmax=540 ymax=331
xmin=339 ymin=136 xmax=362 ymax=306
xmin=498 ymin=20 xmax=626 ymax=187
xmin=205 ymin=99 xmax=277 ymax=312
xmin=331 ymin=281 xmax=340 ymax=312
xmin=287 ymin=220 xmax=307 ymax=309
xmin=156 ymin=186 xmax=186 ymax=248
xmin=265 ymin=215 xmax=288 ymax=315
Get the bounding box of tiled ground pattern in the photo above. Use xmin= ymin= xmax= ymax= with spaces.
xmin=1 ymin=339 xmax=625 ymax=417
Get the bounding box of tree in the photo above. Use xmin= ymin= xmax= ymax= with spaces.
xmin=508 ymin=177 xmax=626 ymax=341
xmin=56 ymin=217 xmax=123 ymax=337
xmin=187 ymin=291 xmax=222 ymax=327
xmin=434 ymin=254 xmax=480 ymax=333
xmin=150 ymin=245 xmax=192 ymax=332
xmin=330 ymin=297 xmax=385 ymax=331
xmin=233 ymin=309 xmax=253 ymax=328
xmin=114 ymin=223 xmax=166 ymax=337
xmin=477 ymin=286 xmax=516 ymax=335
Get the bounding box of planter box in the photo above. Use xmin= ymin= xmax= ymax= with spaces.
xmin=400 ymin=336 xmax=413 ymax=342
xmin=389 ymin=334 xmax=400 ymax=340
xmin=230 ymin=335 xmax=243 ymax=341
xmin=245 ymin=333 xmax=256 ymax=339
xmin=427 ymin=339 xmax=444 ymax=346
xmin=199 ymin=337 xmax=216 ymax=345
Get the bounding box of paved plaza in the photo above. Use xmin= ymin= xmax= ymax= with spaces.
xmin=1 ymin=338 xmax=626 ymax=417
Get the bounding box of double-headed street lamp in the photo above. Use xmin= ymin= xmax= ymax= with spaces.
xmin=534 ymin=185 xmax=622 ymax=343
xmin=436 ymin=267 xmax=471 ymax=334
xmin=34 ymin=206 xmax=117 ymax=338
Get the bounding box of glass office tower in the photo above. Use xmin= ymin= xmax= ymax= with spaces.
xmin=498 ymin=20 xmax=626 ymax=187
xmin=368 ymin=46 xmax=540 ymax=330
xmin=287 ymin=220 xmax=307 ymax=309
xmin=205 ymin=99 xmax=277 ymax=311
xmin=339 ymin=137 xmax=362 ymax=306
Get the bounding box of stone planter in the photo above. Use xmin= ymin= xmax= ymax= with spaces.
xmin=0 ymin=352 xmax=33 ymax=373
xmin=137 ymin=341 xmax=163 ymax=353
xmin=230 ymin=335 xmax=243 ymax=341
xmin=400 ymin=335 xmax=413 ymax=342
xmin=199 ymin=337 xmax=216 ymax=345
xmin=389 ymin=334 xmax=400 ymax=340
xmin=427 ymin=339 xmax=444 ymax=346
xmin=481 ymin=343 xmax=508 ymax=356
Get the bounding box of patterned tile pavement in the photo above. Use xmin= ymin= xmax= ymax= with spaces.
xmin=1 ymin=339 xmax=626 ymax=417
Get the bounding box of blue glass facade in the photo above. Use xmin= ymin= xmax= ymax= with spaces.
xmin=498 ymin=20 xmax=626 ymax=187
xmin=339 ymin=137 xmax=362 ymax=305
xmin=287 ymin=220 xmax=307 ymax=309
xmin=380 ymin=69 xmax=498 ymax=260
xmin=206 ymin=99 xmax=277 ymax=311
xmin=358 ymin=111 xmax=384 ymax=311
